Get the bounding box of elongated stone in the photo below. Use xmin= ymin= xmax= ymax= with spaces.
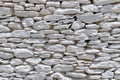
xmin=0 ymin=7 xmax=12 ymax=18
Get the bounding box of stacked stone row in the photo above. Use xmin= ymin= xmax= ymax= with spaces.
xmin=0 ymin=0 xmax=120 ymax=80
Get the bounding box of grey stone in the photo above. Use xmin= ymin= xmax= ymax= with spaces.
xmin=42 ymin=59 xmax=61 ymax=65
xmin=45 ymin=44 xmax=65 ymax=52
xmin=55 ymin=9 xmax=80 ymax=15
xmin=14 ymin=49 xmax=33 ymax=58
xmin=43 ymin=15 xmax=66 ymax=21
xmin=76 ymin=14 xmax=104 ymax=23
xmin=71 ymin=21 xmax=85 ymax=30
xmin=0 ymin=65 xmax=14 ymax=73
xmin=61 ymin=1 xmax=79 ymax=8
xmin=0 ymin=52 xmax=14 ymax=59
xmin=28 ymin=0 xmax=46 ymax=4
xmin=66 ymin=72 xmax=87 ymax=78
xmin=82 ymin=4 xmax=99 ymax=12
xmin=35 ymin=64 xmax=51 ymax=73
xmin=78 ymin=54 xmax=95 ymax=60
xmin=15 ymin=11 xmax=39 ymax=17
xmin=22 ymin=18 xmax=34 ymax=27
xmin=115 ymin=68 xmax=120 ymax=74
xmin=11 ymin=30 xmax=30 ymax=38
xmin=85 ymin=69 xmax=104 ymax=74
xmin=53 ymin=64 xmax=74 ymax=72
xmin=102 ymin=71 xmax=114 ymax=78
xmin=25 ymin=58 xmax=41 ymax=65
xmin=94 ymin=0 xmax=120 ymax=5
xmin=51 ymin=72 xmax=64 ymax=79
xmin=0 ymin=7 xmax=12 ymax=18
xmin=8 ymin=22 xmax=22 ymax=30
xmin=33 ymin=21 xmax=50 ymax=30
xmin=47 ymin=34 xmax=65 ymax=39
xmin=15 ymin=65 xmax=32 ymax=73
xmin=0 ymin=25 xmax=10 ymax=33
xmin=14 ymin=5 xmax=24 ymax=11
xmin=90 ymin=61 xmax=119 ymax=69
xmin=76 ymin=0 xmax=91 ymax=4
xmin=10 ymin=58 xmax=23 ymax=65
xmin=46 ymin=1 xmax=60 ymax=7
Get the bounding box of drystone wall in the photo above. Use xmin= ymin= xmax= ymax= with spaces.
xmin=0 ymin=0 xmax=120 ymax=80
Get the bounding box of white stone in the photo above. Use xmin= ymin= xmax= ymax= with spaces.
xmin=46 ymin=1 xmax=60 ymax=7
xmin=47 ymin=34 xmax=65 ymax=39
xmin=0 ymin=25 xmax=10 ymax=32
xmin=76 ymin=14 xmax=104 ymax=23
xmin=61 ymin=1 xmax=79 ymax=8
xmin=33 ymin=21 xmax=50 ymax=30
xmin=42 ymin=59 xmax=61 ymax=65
xmin=71 ymin=21 xmax=85 ymax=30
xmin=25 ymin=58 xmax=41 ymax=65
xmin=85 ymin=49 xmax=100 ymax=54
xmin=95 ymin=57 xmax=111 ymax=61
xmin=45 ymin=44 xmax=65 ymax=52
xmin=0 ymin=7 xmax=12 ymax=18
xmin=67 ymin=46 xmax=80 ymax=52
xmin=76 ymin=0 xmax=91 ymax=4
xmin=86 ymin=24 xmax=99 ymax=29
xmin=94 ymin=0 xmax=120 ymax=5
xmin=14 ymin=49 xmax=33 ymax=58
xmin=102 ymin=71 xmax=114 ymax=78
xmin=15 ymin=11 xmax=39 ymax=17
xmin=10 ymin=58 xmax=23 ymax=65
xmin=15 ymin=65 xmax=32 ymax=73
xmin=14 ymin=5 xmax=24 ymax=11
xmin=11 ymin=30 xmax=30 ymax=38
xmin=0 ymin=52 xmax=14 ymax=59
xmin=43 ymin=15 xmax=66 ymax=21
xmin=55 ymin=9 xmax=80 ymax=15
xmin=22 ymin=18 xmax=34 ymax=27
xmin=85 ymin=69 xmax=104 ymax=74
xmin=78 ymin=54 xmax=95 ymax=60
xmin=51 ymin=72 xmax=64 ymax=79
xmin=111 ymin=28 xmax=120 ymax=34
xmin=115 ymin=68 xmax=120 ymax=74
xmin=0 ymin=65 xmax=14 ymax=73
xmin=53 ymin=64 xmax=74 ymax=72
xmin=82 ymin=4 xmax=99 ymax=12
xmin=35 ymin=64 xmax=51 ymax=73
xmin=8 ymin=22 xmax=22 ymax=30
xmin=28 ymin=0 xmax=46 ymax=4
xmin=90 ymin=61 xmax=119 ymax=69
xmin=66 ymin=72 xmax=87 ymax=78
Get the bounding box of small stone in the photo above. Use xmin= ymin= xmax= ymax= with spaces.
xmin=82 ymin=4 xmax=99 ymax=12
xmin=0 ymin=65 xmax=14 ymax=73
xmin=76 ymin=0 xmax=91 ymax=4
xmin=86 ymin=24 xmax=99 ymax=29
xmin=15 ymin=11 xmax=39 ymax=17
xmin=45 ymin=44 xmax=65 ymax=52
xmin=115 ymin=68 xmax=120 ymax=74
xmin=28 ymin=0 xmax=46 ymax=4
xmin=71 ymin=21 xmax=85 ymax=30
xmin=55 ymin=9 xmax=80 ymax=15
xmin=53 ymin=53 xmax=63 ymax=59
xmin=85 ymin=69 xmax=104 ymax=74
xmin=47 ymin=34 xmax=65 ymax=39
xmin=78 ymin=54 xmax=95 ymax=60
xmin=66 ymin=72 xmax=87 ymax=78
xmin=90 ymin=61 xmax=119 ymax=69
xmin=94 ymin=0 xmax=120 ymax=5
xmin=54 ymin=24 xmax=70 ymax=30
xmin=0 ymin=25 xmax=10 ymax=33
xmin=40 ymin=9 xmax=52 ymax=16
xmin=0 ymin=52 xmax=14 ymax=59
xmin=0 ymin=7 xmax=12 ymax=18
xmin=8 ymin=22 xmax=22 ymax=30
xmin=33 ymin=21 xmax=50 ymax=30
xmin=76 ymin=14 xmax=104 ymax=23
xmin=46 ymin=1 xmax=60 ymax=7
xmin=85 ymin=49 xmax=100 ymax=54
xmin=25 ymin=58 xmax=41 ymax=65
xmin=95 ymin=57 xmax=111 ymax=61
xmin=67 ymin=46 xmax=81 ymax=52
xmin=111 ymin=28 xmax=120 ymax=34
xmin=61 ymin=1 xmax=79 ymax=8
xmin=22 ymin=18 xmax=34 ymax=27
xmin=35 ymin=64 xmax=51 ymax=73
xmin=102 ymin=71 xmax=114 ymax=78
xmin=43 ymin=14 xmax=66 ymax=21
xmin=42 ymin=59 xmax=61 ymax=65
xmin=14 ymin=49 xmax=33 ymax=58
xmin=10 ymin=58 xmax=23 ymax=65
xmin=11 ymin=30 xmax=30 ymax=38
xmin=89 ymin=75 xmax=101 ymax=79
xmin=51 ymin=72 xmax=64 ymax=79
xmin=53 ymin=64 xmax=74 ymax=72
xmin=14 ymin=5 xmax=24 ymax=11
xmin=15 ymin=65 xmax=32 ymax=73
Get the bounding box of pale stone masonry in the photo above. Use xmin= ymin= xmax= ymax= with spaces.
xmin=0 ymin=0 xmax=120 ymax=80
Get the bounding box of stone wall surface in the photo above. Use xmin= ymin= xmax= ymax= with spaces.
xmin=0 ymin=0 xmax=120 ymax=80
